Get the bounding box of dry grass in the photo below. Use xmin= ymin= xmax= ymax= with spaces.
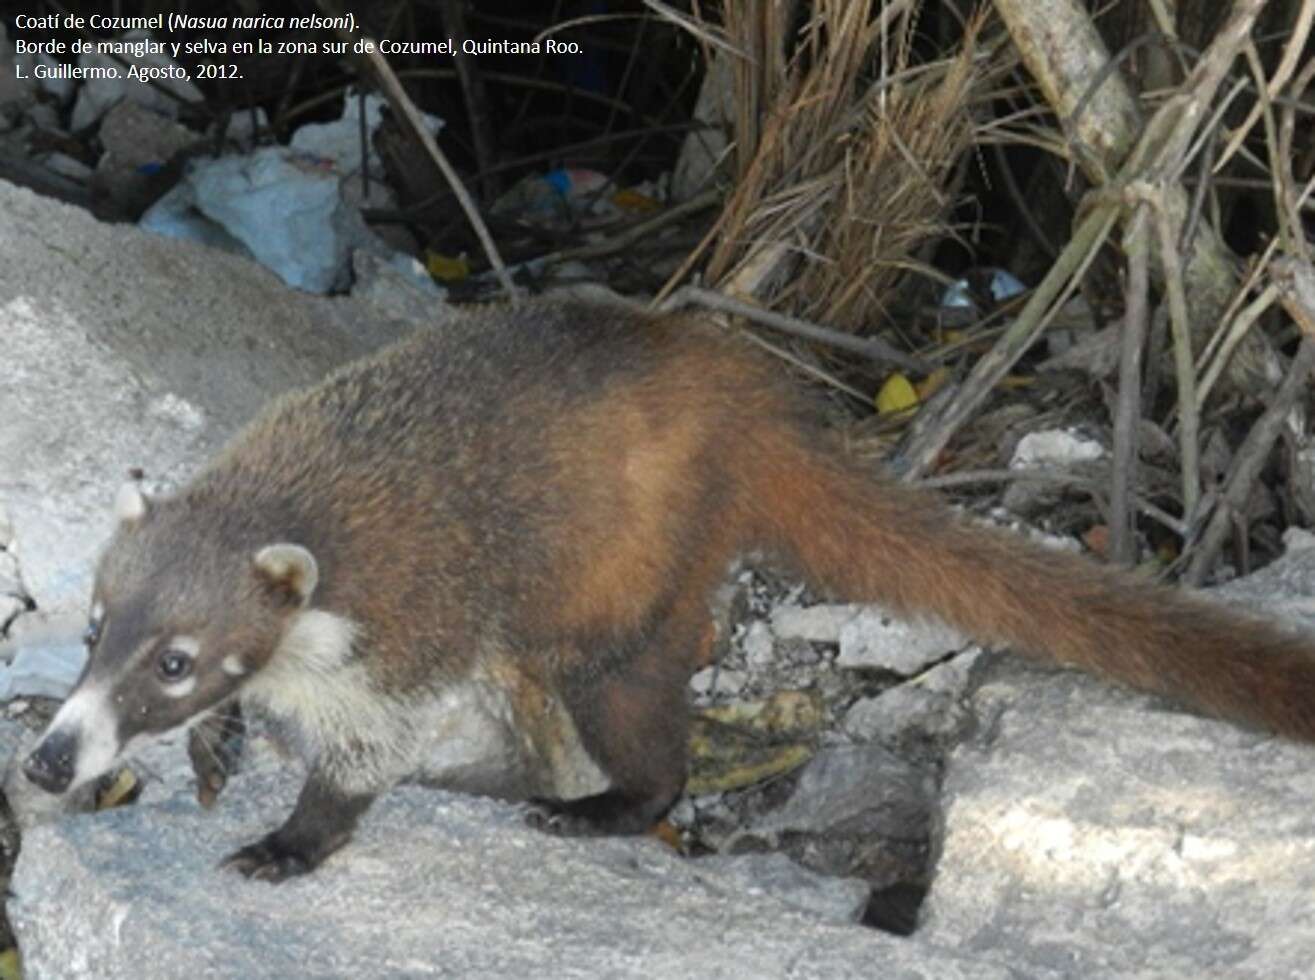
xmin=671 ymin=1 xmax=1006 ymax=331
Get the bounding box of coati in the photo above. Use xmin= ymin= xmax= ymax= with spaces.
xmin=22 ymin=298 xmax=1315 ymax=882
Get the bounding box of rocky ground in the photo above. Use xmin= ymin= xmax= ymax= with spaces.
xmin=5 ymin=176 xmax=1315 ymax=978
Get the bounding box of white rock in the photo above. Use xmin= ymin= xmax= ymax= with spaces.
xmin=742 ymin=620 xmax=776 ymax=667
xmin=1009 ymin=428 xmax=1105 ymax=469
xmin=836 ymin=609 xmax=968 ymax=674
xmin=770 ymin=603 xmax=864 ymax=643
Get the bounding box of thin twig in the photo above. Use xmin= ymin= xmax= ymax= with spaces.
xmin=441 ymin=0 xmax=498 ymax=202
xmin=991 ymin=142 xmax=1058 ymax=259
xmin=915 ymin=468 xmax=1187 ymax=537
xmin=659 ymin=286 xmax=932 ymax=374
xmin=1184 ymin=256 xmax=1315 ymax=583
xmin=357 ymin=40 xmax=520 ymax=301
xmin=1278 ymin=57 xmax=1315 ymax=263
xmin=1195 ymin=282 xmax=1279 ymax=411
xmin=898 ymin=202 xmax=1120 ymax=479
xmin=1179 ymin=123 xmax=1215 ymax=256
xmin=1147 ymin=187 xmax=1201 ymax=520
xmin=361 ymin=123 xmax=706 ymax=222
xmin=740 ymin=332 xmax=872 ymax=405
xmin=534 ymin=190 xmax=721 ymax=267
xmin=1184 ymin=335 xmax=1315 ymax=585
xmin=1243 ymin=43 xmax=1287 ymax=253
xmin=1213 ymin=0 xmax=1315 ymax=173
xmin=1110 ymin=206 xmax=1151 ymax=565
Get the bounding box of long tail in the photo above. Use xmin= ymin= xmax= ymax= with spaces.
xmin=746 ymin=441 xmax=1315 ymax=740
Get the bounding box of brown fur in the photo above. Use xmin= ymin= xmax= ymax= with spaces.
xmin=47 ymin=297 xmax=1315 ymax=874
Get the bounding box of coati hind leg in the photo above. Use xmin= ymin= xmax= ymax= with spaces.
xmin=221 ymin=763 xmax=376 ymax=882
xmin=529 ymin=651 xmax=689 ymax=836
xmin=529 ymin=604 xmax=708 ymax=837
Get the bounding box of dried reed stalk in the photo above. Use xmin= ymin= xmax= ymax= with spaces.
xmin=665 ymin=1 xmax=1001 ymax=330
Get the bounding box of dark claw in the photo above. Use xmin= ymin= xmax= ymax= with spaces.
xmin=220 ymin=837 xmax=313 ymax=882
xmin=524 ymin=798 xmax=608 ymax=837
xmin=188 ymin=705 xmax=244 ymax=809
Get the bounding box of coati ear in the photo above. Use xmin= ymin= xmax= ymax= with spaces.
xmin=114 ymin=482 xmax=149 ymax=525
xmin=253 ymin=544 xmax=319 ymax=608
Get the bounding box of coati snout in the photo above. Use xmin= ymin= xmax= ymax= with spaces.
xmin=22 ymin=729 xmax=78 ymax=794
xmin=22 ymin=300 xmax=1315 ymax=883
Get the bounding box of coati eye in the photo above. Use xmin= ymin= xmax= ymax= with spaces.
xmin=157 ymin=649 xmax=194 ymax=682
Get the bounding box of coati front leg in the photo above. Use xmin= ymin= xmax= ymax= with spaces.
xmin=187 ymin=701 xmax=245 ymax=809
xmin=221 ymin=765 xmax=376 ymax=882
xmin=529 ymin=634 xmax=693 ymax=836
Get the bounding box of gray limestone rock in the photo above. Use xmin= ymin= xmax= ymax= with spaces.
xmin=742 ymin=745 xmax=935 ymax=890
xmin=770 ymin=603 xmax=863 ymax=643
xmin=920 ymin=541 xmax=1315 ymax=977
xmin=843 ymin=651 xmax=982 ymax=744
xmin=752 ymin=745 xmax=933 ymax=844
xmin=11 ymin=768 xmax=1004 ymax=980
xmin=690 ymin=852 xmax=871 ymax=924
xmin=836 ymin=610 xmax=969 ymax=674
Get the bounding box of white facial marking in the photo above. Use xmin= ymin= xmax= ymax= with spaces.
xmin=161 ymin=675 xmax=197 ymax=699
xmin=169 ymin=635 xmax=200 ymax=657
xmin=43 ymin=682 xmax=122 ymax=789
xmin=221 ymin=654 xmax=246 ymax=677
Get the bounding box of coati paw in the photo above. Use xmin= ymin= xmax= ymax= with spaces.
xmin=525 ymin=791 xmax=666 ymax=837
xmin=524 ymin=799 xmax=608 ymax=837
xmin=191 ymin=765 xmax=229 ymax=810
xmin=187 ymin=706 xmax=244 ymax=809
xmin=220 ymin=837 xmax=315 ymax=882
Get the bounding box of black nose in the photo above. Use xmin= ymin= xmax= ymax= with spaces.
xmin=23 ymin=730 xmax=79 ymax=794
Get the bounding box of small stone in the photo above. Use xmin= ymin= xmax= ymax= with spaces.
xmin=742 ymin=621 xmax=775 ymax=667
xmin=843 ymin=685 xmax=965 ymax=743
xmin=752 ymin=744 xmax=933 ymax=843
xmin=689 ymin=667 xmax=747 ymax=699
xmin=667 ymin=797 xmax=696 ymax=827
xmin=836 ymin=610 xmax=968 ymax=674
xmin=780 ymin=637 xmax=821 ymax=666
xmin=770 ymin=604 xmax=863 ymax=643
xmin=39 ymin=152 xmax=93 ymax=182
xmin=1009 ymin=428 xmax=1104 ymax=468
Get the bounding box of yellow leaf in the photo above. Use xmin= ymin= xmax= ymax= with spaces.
xmin=0 ymin=947 xmax=21 ymax=980
xmin=611 ymin=188 xmax=660 ymax=213
xmin=939 ymin=327 xmax=966 ymax=345
xmin=686 ymin=691 xmax=821 ymax=794
xmin=95 ymin=767 xmax=139 ymax=810
xmin=425 ymin=252 xmax=470 ymax=282
xmin=915 ymin=367 xmax=949 ymax=401
xmin=876 ymin=374 xmax=919 ymax=415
